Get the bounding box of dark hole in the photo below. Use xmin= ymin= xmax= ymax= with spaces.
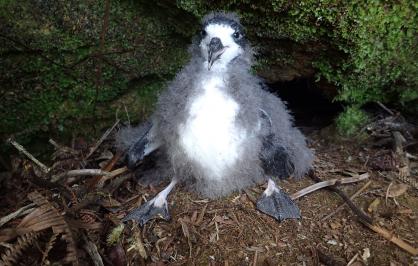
xmin=267 ymin=78 xmax=343 ymax=131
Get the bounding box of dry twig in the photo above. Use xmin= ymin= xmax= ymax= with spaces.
xmin=7 ymin=138 xmax=50 ymax=173
xmin=308 ymin=172 xmax=418 ymax=256
xmin=179 ymin=218 xmax=193 ymax=257
xmin=346 ymin=253 xmax=359 ymax=266
xmin=376 ymin=101 xmax=395 ymax=116
xmin=84 ymin=119 xmax=120 ymax=161
xmin=252 ymin=250 xmax=258 ymax=266
xmin=291 ymin=173 xmax=369 ymax=200
xmin=49 ymin=139 xmax=79 ymax=156
xmin=51 ymin=169 xmax=112 ymax=183
xmin=392 ymin=131 xmax=417 ymax=191
xmin=0 ymin=203 xmax=36 ymax=228
xmin=321 ymin=180 xmax=372 ymax=221
xmin=308 ymin=171 xmax=373 ymax=224
xmin=362 ymin=222 xmax=418 ymax=256
xmin=89 ymin=151 xmax=125 ymax=190
xmin=83 ymin=234 xmax=104 ymax=266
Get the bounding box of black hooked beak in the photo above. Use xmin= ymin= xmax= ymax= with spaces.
xmin=208 ymin=37 xmax=226 ymax=70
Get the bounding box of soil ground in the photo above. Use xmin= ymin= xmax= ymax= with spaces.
xmin=0 ymin=127 xmax=417 ymax=265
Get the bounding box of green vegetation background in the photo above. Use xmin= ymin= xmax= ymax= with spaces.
xmin=1 ymin=0 xmax=416 ymax=142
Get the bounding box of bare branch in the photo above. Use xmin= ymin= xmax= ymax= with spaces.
xmin=0 ymin=203 xmax=36 ymax=228
xmin=51 ymin=169 xmax=112 ymax=183
xmin=291 ymin=173 xmax=369 ymax=200
xmin=376 ymin=101 xmax=395 ymax=116
xmin=82 ymin=234 xmax=104 ymax=266
xmin=7 ymin=138 xmax=50 ymax=174
xmin=321 ymin=180 xmax=372 ymax=221
xmin=363 ymin=222 xmax=418 ymax=256
xmin=308 ymin=171 xmax=373 ymax=224
xmin=84 ymin=119 xmax=120 ymax=161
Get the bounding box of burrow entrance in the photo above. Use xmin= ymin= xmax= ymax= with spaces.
xmin=267 ymin=78 xmax=342 ymax=131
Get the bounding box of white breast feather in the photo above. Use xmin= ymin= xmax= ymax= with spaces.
xmin=179 ymin=76 xmax=246 ymax=179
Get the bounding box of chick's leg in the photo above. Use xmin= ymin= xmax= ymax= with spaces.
xmin=123 ymin=179 xmax=177 ymax=226
xmin=256 ymin=178 xmax=301 ymax=222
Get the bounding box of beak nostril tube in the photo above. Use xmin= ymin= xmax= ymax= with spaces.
xmin=209 ymin=37 xmax=223 ymax=51
xmin=208 ymin=37 xmax=225 ymax=70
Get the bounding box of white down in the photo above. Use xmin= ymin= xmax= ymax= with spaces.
xmin=179 ymin=74 xmax=247 ymax=179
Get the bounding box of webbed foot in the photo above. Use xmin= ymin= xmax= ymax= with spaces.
xmin=122 ymin=198 xmax=170 ymax=226
xmin=256 ymin=179 xmax=301 ymax=222
xmin=122 ymin=179 xmax=177 ymax=226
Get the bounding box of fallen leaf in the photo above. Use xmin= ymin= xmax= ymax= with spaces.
xmin=387 ymin=183 xmax=408 ymax=198
xmin=397 ymin=208 xmax=413 ymax=214
xmin=190 ymin=210 xmax=198 ymax=224
xmin=276 ymin=241 xmax=287 ymax=248
xmin=367 ymin=198 xmax=380 ymax=213
xmin=330 ymin=222 xmax=341 ymax=230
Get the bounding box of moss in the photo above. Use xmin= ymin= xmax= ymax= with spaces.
xmin=107 ymin=224 xmax=125 ymax=246
xmin=1 ymin=0 xmax=416 ymax=142
xmin=110 ymin=79 xmax=166 ymax=123
xmin=317 ymin=1 xmax=418 ymax=109
xmin=0 ymin=0 xmax=189 ymax=142
xmin=336 ymin=106 xmax=369 ymax=136
xmin=175 ymin=0 xmax=417 ymax=129
xmin=135 ymin=81 xmax=165 ymax=114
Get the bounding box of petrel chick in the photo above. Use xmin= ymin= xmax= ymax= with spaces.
xmin=117 ymin=12 xmax=314 ymax=226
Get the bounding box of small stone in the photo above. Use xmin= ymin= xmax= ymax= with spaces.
xmin=361 ymin=248 xmax=370 ymax=262
xmin=327 ymin=239 xmax=338 ymax=245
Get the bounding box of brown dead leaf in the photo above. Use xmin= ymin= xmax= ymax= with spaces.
xmin=330 ymin=222 xmax=341 ymax=230
xmin=178 ymin=217 xmax=193 ymax=257
xmin=213 ymin=215 xmax=235 ymax=225
xmin=387 ymin=183 xmax=408 ymax=198
xmin=132 ymin=223 xmax=147 ymax=259
xmin=100 ymin=198 xmax=121 ymax=208
xmin=190 ymin=210 xmax=198 ymax=224
xmin=398 ymin=166 xmax=410 ymax=178
xmin=195 ymin=204 xmax=207 ymax=225
xmin=397 ymin=208 xmax=413 ymax=214
xmin=276 ymin=241 xmax=287 ymax=248
xmin=367 ymin=198 xmax=380 ymax=213
xmin=179 ymin=218 xmax=190 ymax=239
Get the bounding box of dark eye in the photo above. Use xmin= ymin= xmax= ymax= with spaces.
xmin=232 ymin=31 xmax=241 ymax=39
xmin=200 ymin=30 xmax=207 ymax=37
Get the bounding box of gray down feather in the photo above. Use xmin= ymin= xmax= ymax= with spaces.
xmin=116 ymin=12 xmax=314 ymax=199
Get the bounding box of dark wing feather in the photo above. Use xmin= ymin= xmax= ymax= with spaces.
xmin=259 ymin=109 xmax=294 ymax=178
xmin=122 ymin=121 xmax=153 ymax=169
